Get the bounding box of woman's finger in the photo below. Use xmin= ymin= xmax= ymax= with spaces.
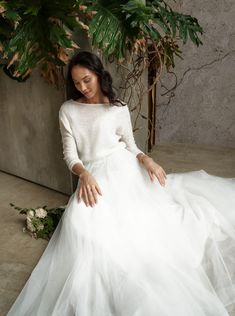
xmin=96 ymin=184 xmax=103 ymax=196
xmin=86 ymin=185 xmax=95 ymax=207
xmin=148 ymin=170 xmax=154 ymax=182
xmin=83 ymin=186 xmax=89 ymax=207
xmin=161 ymin=174 xmax=166 ymax=186
xmin=155 ymin=172 xmax=161 ymax=185
xmin=163 ymin=170 xmax=167 ymax=178
xmin=160 ymin=172 xmax=166 ymax=186
xmin=91 ymin=185 xmax=98 ymax=204
xmin=81 ymin=187 xmax=84 ymax=198
xmin=160 ymin=168 xmax=166 ymax=178
xmin=155 ymin=171 xmax=164 ymax=186
xmin=148 ymin=170 xmax=152 ymax=181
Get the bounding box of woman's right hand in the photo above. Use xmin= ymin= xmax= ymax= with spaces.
xmin=77 ymin=170 xmax=102 ymax=207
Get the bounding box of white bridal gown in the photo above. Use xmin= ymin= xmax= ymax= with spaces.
xmin=7 ymin=100 xmax=235 ymax=316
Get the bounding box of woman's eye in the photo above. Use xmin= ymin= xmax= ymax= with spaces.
xmin=74 ymin=78 xmax=90 ymax=85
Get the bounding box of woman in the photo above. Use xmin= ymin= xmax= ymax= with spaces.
xmin=7 ymin=51 xmax=235 ymax=316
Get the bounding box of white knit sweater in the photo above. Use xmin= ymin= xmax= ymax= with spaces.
xmin=58 ymin=99 xmax=144 ymax=174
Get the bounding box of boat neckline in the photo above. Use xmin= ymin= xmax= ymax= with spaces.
xmin=71 ymin=99 xmax=110 ymax=106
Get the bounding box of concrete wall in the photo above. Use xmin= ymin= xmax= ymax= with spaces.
xmin=0 ymin=31 xmax=148 ymax=195
xmin=0 ymin=70 xmax=73 ymax=195
xmin=156 ymin=0 xmax=235 ymax=147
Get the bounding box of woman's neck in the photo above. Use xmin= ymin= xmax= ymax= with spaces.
xmin=80 ymin=95 xmax=110 ymax=104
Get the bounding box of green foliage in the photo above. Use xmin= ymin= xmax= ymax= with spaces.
xmin=0 ymin=0 xmax=204 ymax=84
xmin=148 ymin=0 xmax=203 ymax=45
xmin=9 ymin=202 xmax=66 ymax=240
xmin=0 ymin=0 xmax=83 ymax=83
xmin=87 ymin=0 xmax=203 ymax=60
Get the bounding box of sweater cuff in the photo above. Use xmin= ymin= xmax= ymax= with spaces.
xmin=129 ymin=147 xmax=145 ymax=156
xmin=68 ymin=160 xmax=85 ymax=175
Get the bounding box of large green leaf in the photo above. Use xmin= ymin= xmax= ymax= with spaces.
xmin=0 ymin=0 xmax=204 ymax=84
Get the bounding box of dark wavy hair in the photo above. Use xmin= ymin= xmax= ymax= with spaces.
xmin=66 ymin=51 xmax=125 ymax=107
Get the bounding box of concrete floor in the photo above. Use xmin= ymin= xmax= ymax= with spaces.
xmin=0 ymin=173 xmax=69 ymax=315
xmin=152 ymin=143 xmax=235 ymax=178
xmin=1 ymin=143 xmax=235 ymax=315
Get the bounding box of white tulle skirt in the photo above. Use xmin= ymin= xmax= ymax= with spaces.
xmin=7 ymin=147 xmax=235 ymax=316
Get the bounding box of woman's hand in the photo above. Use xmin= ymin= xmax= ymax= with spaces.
xmin=139 ymin=155 xmax=167 ymax=186
xmin=77 ymin=170 xmax=102 ymax=207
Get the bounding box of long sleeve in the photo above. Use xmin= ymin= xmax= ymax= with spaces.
xmin=58 ymin=107 xmax=85 ymax=173
xmin=117 ymin=105 xmax=145 ymax=156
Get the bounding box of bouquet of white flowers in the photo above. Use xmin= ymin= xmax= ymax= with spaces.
xmin=9 ymin=203 xmax=67 ymax=240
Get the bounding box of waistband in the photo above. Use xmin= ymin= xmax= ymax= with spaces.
xmin=82 ymin=144 xmax=126 ymax=165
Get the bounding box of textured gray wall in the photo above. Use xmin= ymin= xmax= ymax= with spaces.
xmin=0 ymin=36 xmax=148 ymax=194
xmin=156 ymin=0 xmax=235 ymax=147
xmin=0 ymin=70 xmax=73 ymax=195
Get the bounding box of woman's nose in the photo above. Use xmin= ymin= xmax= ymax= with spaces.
xmin=80 ymin=82 xmax=87 ymax=92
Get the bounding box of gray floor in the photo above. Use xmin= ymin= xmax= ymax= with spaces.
xmin=1 ymin=143 xmax=235 ymax=316
xmin=152 ymin=142 xmax=235 ymax=178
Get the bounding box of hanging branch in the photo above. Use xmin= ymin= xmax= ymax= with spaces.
xmin=0 ymin=0 xmax=204 ymax=149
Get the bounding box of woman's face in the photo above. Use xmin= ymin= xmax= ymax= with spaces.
xmin=71 ymin=65 xmax=101 ymax=100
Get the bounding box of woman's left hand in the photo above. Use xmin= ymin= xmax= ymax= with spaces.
xmin=141 ymin=156 xmax=167 ymax=186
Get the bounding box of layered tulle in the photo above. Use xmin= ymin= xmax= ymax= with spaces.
xmin=7 ymin=147 xmax=235 ymax=316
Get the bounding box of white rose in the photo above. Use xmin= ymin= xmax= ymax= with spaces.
xmin=26 ymin=218 xmax=36 ymax=232
xmin=35 ymin=208 xmax=47 ymax=218
xmin=26 ymin=210 xmax=35 ymax=219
